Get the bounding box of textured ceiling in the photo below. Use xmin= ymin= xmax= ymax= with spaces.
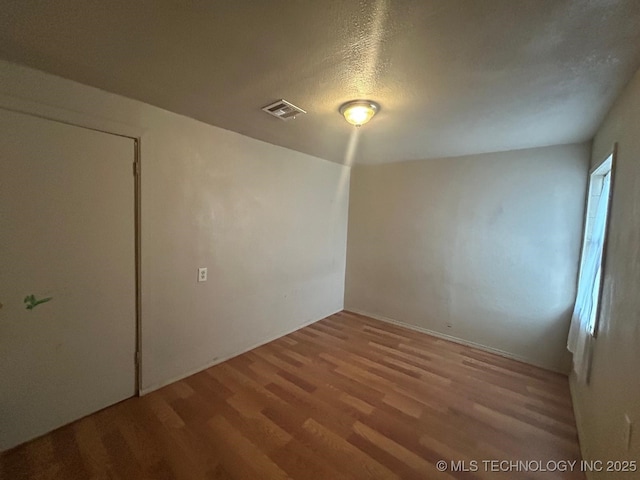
xmin=1 ymin=0 xmax=640 ymax=165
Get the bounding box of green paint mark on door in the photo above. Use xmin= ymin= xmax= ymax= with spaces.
xmin=24 ymin=295 xmax=53 ymax=310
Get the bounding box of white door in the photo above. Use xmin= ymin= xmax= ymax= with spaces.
xmin=0 ymin=109 xmax=137 ymax=451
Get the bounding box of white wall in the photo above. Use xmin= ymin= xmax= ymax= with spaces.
xmin=345 ymin=144 xmax=589 ymax=372
xmin=0 ymin=60 xmax=350 ymax=393
xmin=571 ymin=67 xmax=640 ymax=477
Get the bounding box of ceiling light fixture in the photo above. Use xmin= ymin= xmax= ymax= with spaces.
xmin=339 ymin=100 xmax=380 ymax=127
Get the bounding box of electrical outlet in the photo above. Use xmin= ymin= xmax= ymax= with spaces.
xmin=624 ymin=414 xmax=632 ymax=450
xmin=198 ymin=267 xmax=207 ymax=282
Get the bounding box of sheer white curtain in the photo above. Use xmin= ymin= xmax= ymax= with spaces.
xmin=567 ymin=171 xmax=611 ymax=381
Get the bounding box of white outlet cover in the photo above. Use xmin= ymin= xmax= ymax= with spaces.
xmin=198 ymin=267 xmax=207 ymax=282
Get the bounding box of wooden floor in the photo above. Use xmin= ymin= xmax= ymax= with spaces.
xmin=1 ymin=311 xmax=583 ymax=480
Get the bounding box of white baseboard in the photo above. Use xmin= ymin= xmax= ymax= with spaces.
xmin=344 ymin=308 xmax=569 ymax=375
xmin=139 ymin=310 xmax=339 ymax=395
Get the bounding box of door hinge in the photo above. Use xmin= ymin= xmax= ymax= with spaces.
xmin=133 ymin=161 xmax=140 ymax=176
xmin=135 ymin=351 xmax=141 ymax=365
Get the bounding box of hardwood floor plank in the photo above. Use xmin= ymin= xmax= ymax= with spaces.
xmin=301 ymin=418 xmax=400 ymax=480
xmin=73 ymin=418 xmax=112 ymax=478
xmin=208 ymin=415 xmax=291 ymax=480
xmin=0 ymin=311 xmax=584 ymax=479
xmin=270 ymin=439 xmax=353 ymax=480
xmin=352 ymin=421 xmax=454 ymax=480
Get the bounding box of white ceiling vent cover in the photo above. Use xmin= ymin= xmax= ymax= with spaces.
xmin=262 ymin=99 xmax=307 ymax=121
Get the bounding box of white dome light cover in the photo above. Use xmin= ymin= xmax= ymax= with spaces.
xmin=339 ymin=100 xmax=380 ymax=127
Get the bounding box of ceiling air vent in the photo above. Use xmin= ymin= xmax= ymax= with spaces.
xmin=262 ymin=99 xmax=307 ymax=121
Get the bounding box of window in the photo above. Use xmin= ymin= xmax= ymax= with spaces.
xmin=567 ymin=150 xmax=615 ymax=381
xmin=576 ymin=154 xmax=613 ymax=336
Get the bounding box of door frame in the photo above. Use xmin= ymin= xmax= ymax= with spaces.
xmin=0 ymin=93 xmax=145 ymax=395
